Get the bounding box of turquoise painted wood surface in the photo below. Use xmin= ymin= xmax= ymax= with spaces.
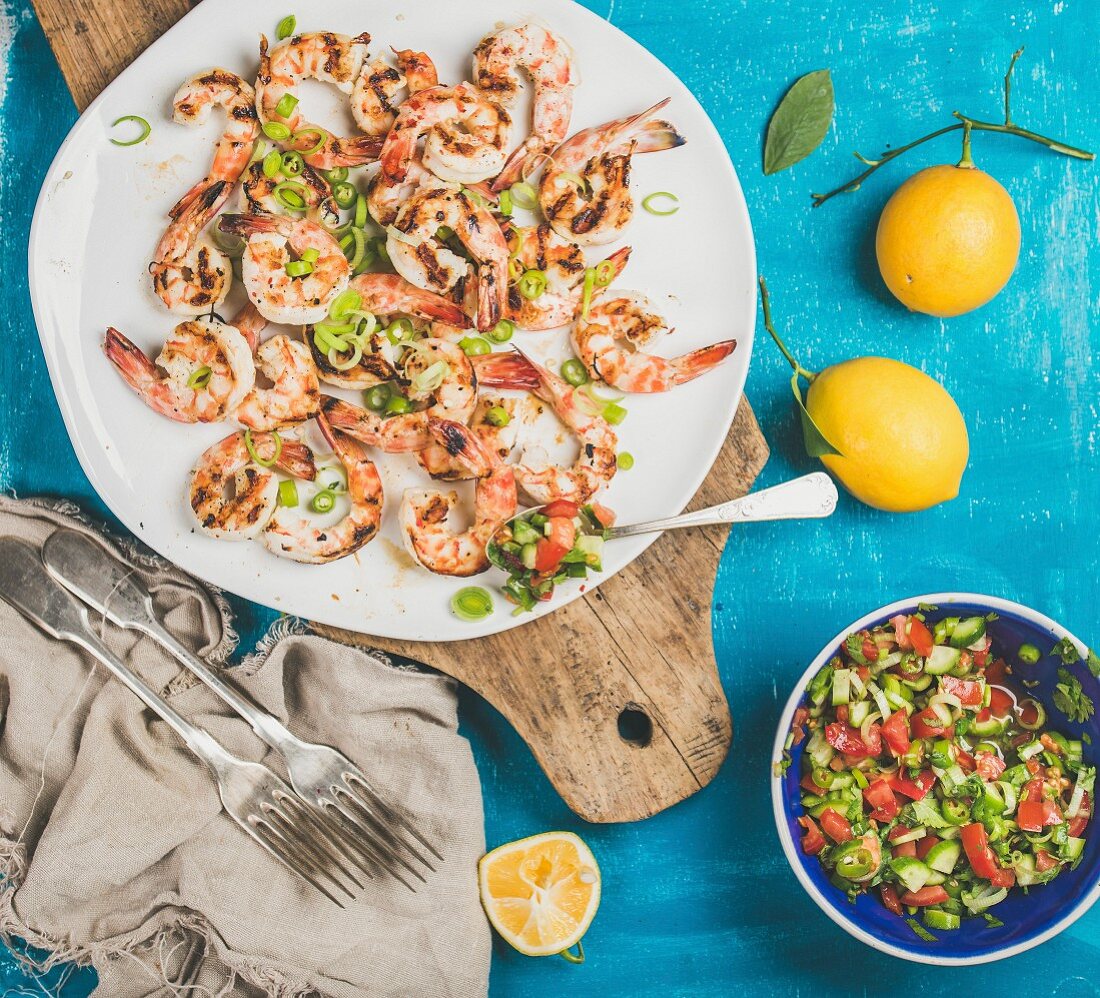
xmin=3 ymin=0 xmax=1099 ymax=993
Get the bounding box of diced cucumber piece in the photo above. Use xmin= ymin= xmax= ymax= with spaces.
xmin=574 ymin=534 xmax=604 ymax=569
xmin=923 ymin=909 xmax=961 ymax=931
xmin=848 ymin=699 xmax=871 ymax=728
xmin=805 ymin=728 xmax=835 ymax=769
xmin=1065 ymin=837 xmax=1086 ymax=860
xmin=890 ymin=826 xmax=927 ymax=845
xmin=938 ymin=764 xmax=967 ymax=795
xmin=949 ymin=616 xmax=987 ymax=649
xmin=925 ymin=840 xmax=962 ymax=874
xmin=938 ymin=824 xmax=962 ymax=841
xmin=923 ymin=869 xmax=947 ymax=887
xmin=832 ymin=668 xmax=852 ymax=706
xmin=1019 ymin=740 xmax=1045 ymax=760
xmin=512 ymin=519 xmax=541 ymax=545
xmin=902 ymin=673 xmax=934 ymax=692
xmin=520 ymin=542 xmax=538 ymax=570
xmin=970 ymin=714 xmax=1004 ymax=737
xmin=925 ymin=645 xmax=961 ymax=675
xmin=890 ymin=856 xmax=933 ymax=893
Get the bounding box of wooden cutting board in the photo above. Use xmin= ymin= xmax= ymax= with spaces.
xmin=32 ymin=0 xmax=770 ymax=823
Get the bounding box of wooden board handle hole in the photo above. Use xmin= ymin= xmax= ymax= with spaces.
xmin=617 ymin=705 xmax=654 ymax=747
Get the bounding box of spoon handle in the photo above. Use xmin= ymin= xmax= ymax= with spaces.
xmin=606 ymin=472 xmax=839 ymax=539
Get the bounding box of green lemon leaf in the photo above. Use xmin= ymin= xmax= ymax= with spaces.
xmin=764 ymin=69 xmax=835 ymax=175
xmin=791 ymin=372 xmax=842 ymax=458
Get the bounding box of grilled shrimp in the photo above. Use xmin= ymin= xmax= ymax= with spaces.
xmin=262 ymin=414 xmax=383 ymax=563
xmin=229 ymin=300 xmax=268 ymax=354
xmin=400 ymin=418 xmax=517 ymax=576
xmin=256 ymin=33 xmax=381 ymax=170
xmin=351 ymin=48 xmax=439 ymax=137
xmin=507 ymin=223 xmax=630 ymax=330
xmin=219 ymin=212 xmax=350 ymax=324
xmin=305 ymin=273 xmax=465 ymax=389
xmin=417 ymin=394 xmax=528 ymax=480
xmin=539 ymin=97 xmax=685 ymax=246
xmin=379 ymin=83 xmax=510 ymax=185
xmin=151 ymin=181 xmax=233 ymax=315
xmin=233 ymin=335 xmax=320 ymax=430
xmin=388 ymin=187 xmax=509 ymax=331
xmin=320 ymin=337 xmax=476 ymax=452
xmin=473 ymin=23 xmax=576 ymax=191
xmin=366 ymin=148 xmax=437 ymax=228
xmin=475 ymin=350 xmax=617 ymax=504
xmin=103 ymin=319 xmax=254 ymax=423
xmin=189 ymin=430 xmax=316 ymax=540
xmin=169 ymin=69 xmax=259 ymax=217
xmin=242 ymin=160 xmax=340 ymax=228
xmin=573 ymin=292 xmax=737 ymax=393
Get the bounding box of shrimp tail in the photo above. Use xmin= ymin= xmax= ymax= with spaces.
xmin=412 ymin=292 xmax=468 ymax=326
xmin=217 ymin=211 xmax=276 ymax=238
xmin=274 ymin=439 xmax=318 ymax=481
xmin=634 ymin=118 xmax=687 ymax=153
xmin=602 ymin=245 xmax=632 ymax=281
xmin=380 ymin=130 xmax=417 ymax=183
xmin=476 ymin=260 xmax=506 ymax=331
xmin=470 ymin=350 xmax=541 ymax=391
xmin=426 ymin=418 xmax=493 ymax=477
xmin=156 ymin=180 xmax=232 ymax=262
xmin=317 ymin=411 xmax=372 ymax=469
xmin=319 ymin=395 xmax=376 ymax=441
xmin=490 ymin=136 xmax=542 ymax=192
xmin=327 ymin=134 xmax=384 ymax=168
xmin=670 ymin=339 xmax=738 ymax=386
xmin=230 ymin=301 xmax=268 ymax=353
xmin=103 ymin=326 xmax=155 ymax=389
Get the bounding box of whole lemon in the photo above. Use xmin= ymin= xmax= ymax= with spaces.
xmin=876 ymin=164 xmax=1021 ymax=317
xmin=805 ymin=357 xmax=968 ymax=512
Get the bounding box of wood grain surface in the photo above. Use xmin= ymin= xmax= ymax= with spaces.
xmin=28 ymin=0 xmax=769 ymax=822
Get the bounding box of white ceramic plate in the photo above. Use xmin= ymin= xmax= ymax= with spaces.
xmin=28 ymin=0 xmax=755 ymax=641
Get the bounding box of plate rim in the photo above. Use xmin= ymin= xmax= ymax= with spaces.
xmin=27 ymin=0 xmax=757 ymax=642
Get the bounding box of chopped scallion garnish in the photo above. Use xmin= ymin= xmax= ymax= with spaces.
xmin=109 ymin=115 xmax=151 ymax=147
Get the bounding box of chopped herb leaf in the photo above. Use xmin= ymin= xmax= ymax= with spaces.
xmin=1052 ymin=667 xmax=1095 ymax=724
xmin=1051 ymin=637 xmax=1081 ymax=665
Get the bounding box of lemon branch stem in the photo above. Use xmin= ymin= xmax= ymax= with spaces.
xmin=811 ymin=47 xmax=1094 ymax=208
xmin=759 ymin=277 xmax=816 ymax=382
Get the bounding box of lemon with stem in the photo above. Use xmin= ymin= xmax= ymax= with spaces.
xmin=761 ymin=278 xmax=969 ymax=512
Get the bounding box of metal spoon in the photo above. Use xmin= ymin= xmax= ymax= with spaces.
xmin=488 ymin=471 xmax=838 ymax=558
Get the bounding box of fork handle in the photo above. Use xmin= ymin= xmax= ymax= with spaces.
xmin=141 ymin=620 xmax=296 ymax=754
xmin=68 ymin=628 xmax=232 ymax=770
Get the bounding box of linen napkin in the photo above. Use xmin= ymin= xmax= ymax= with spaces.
xmin=0 ymin=494 xmax=490 ymax=997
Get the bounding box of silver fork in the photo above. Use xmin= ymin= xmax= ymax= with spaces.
xmin=0 ymin=537 xmax=363 ymax=907
xmin=42 ymin=529 xmax=442 ymax=890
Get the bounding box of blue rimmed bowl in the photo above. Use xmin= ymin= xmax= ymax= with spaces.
xmin=771 ymin=593 xmax=1100 ymax=965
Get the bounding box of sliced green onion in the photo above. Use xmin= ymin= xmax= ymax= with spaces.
xmin=332 ymin=181 xmax=357 ymax=209
xmin=285 ymin=260 xmax=313 ymax=277
xmin=281 ymin=150 xmax=304 ymax=177
xmin=263 ymin=121 xmax=292 ymax=142
xmin=603 ymin=402 xmax=628 ymax=425
xmin=385 ymin=318 xmax=415 ymax=345
xmin=311 ymin=489 xmax=336 ymax=513
xmin=354 ymin=194 xmax=369 ymax=228
xmin=509 ymin=182 xmax=537 ymax=210
xmin=262 ymin=150 xmax=283 ymax=178
xmin=244 ymin=429 xmax=282 ymax=468
xmin=187 ymin=365 xmax=212 ymax=389
xmin=487 ymin=319 xmax=514 ymax=343
xmin=275 ymin=93 xmax=299 ymax=119
xmin=300 ymin=247 xmax=320 ymax=265
xmin=593 ymin=259 xmax=616 ymax=287
xmin=385 ymin=394 xmax=411 ymax=415
xmin=372 ymin=236 xmax=390 ymax=264
xmin=330 ymin=289 xmax=362 ymax=320
xmin=364 ymin=384 xmax=391 ymax=411
xmin=276 ymin=14 xmax=296 ymax=39
xmin=450 ymin=586 xmax=494 ymax=622
xmin=326 ymin=166 xmax=349 ymax=183
xmin=616 ymin=451 xmax=634 ymax=471
xmin=561 ymin=359 xmax=589 ymax=387
xmin=641 ymin=191 xmax=680 ymax=216
xmin=313 ymin=325 xmax=345 ymax=354
xmin=459 ymin=336 xmax=491 ymax=357
xmin=485 ymin=405 xmax=510 ymax=427
xmin=508 ymin=257 xmax=525 ymax=281
xmin=278 ymin=479 xmax=299 ymax=507
xmin=411 ymin=360 xmax=449 ymax=393
xmin=518 ymin=269 xmax=547 ymax=300
xmin=292 ymin=127 xmax=328 ymax=155
xmin=436 ymin=224 xmax=455 ymax=241
xmin=498 ymin=188 xmax=513 ymax=216
xmin=460 ymin=186 xmax=485 ymax=207
xmin=109 ymin=114 xmax=151 ymax=147
xmin=580 ymin=267 xmax=597 ymax=320
xmin=328 ymin=342 xmax=363 ymax=371
xmin=556 ymin=170 xmax=587 ymax=192
xmin=340 ymin=227 xmax=367 ymax=270
xmin=273 ymin=180 xmax=308 ymax=212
